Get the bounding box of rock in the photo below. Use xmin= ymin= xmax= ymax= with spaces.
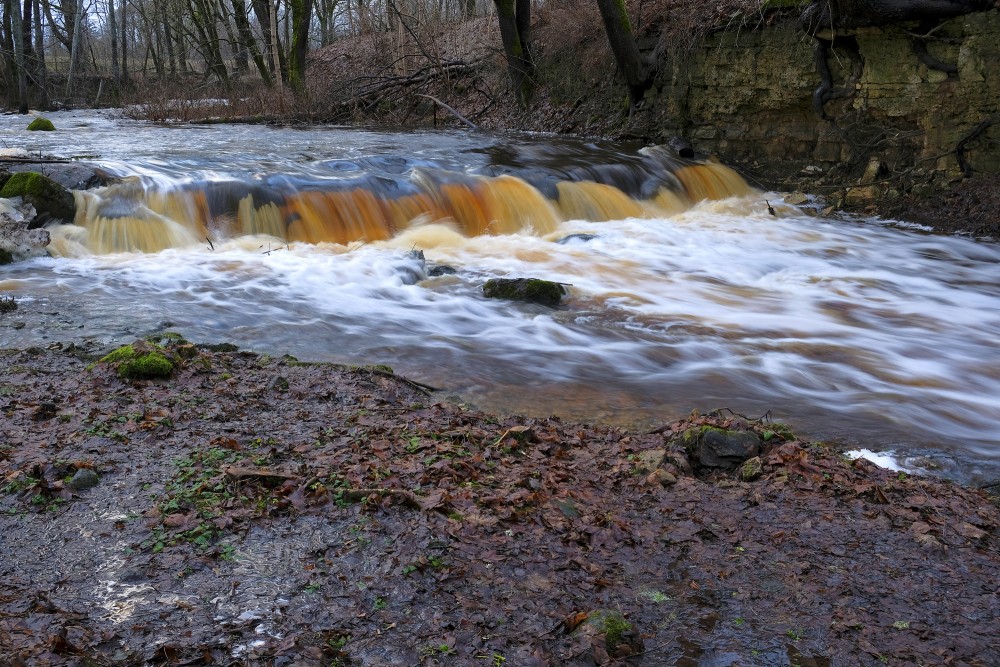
xmin=573 ymin=610 xmax=644 ymax=660
xmin=483 ymin=277 xmax=566 ymax=307
xmin=783 ymin=192 xmax=810 ymax=206
xmin=66 ymin=468 xmax=100 ymax=491
xmin=677 ymin=426 xmax=762 ymax=470
xmin=428 ymin=265 xmax=457 ymax=276
xmin=1 ymin=198 xmax=50 ymax=263
xmin=0 ymin=171 xmax=76 ymax=226
xmin=100 ymin=340 xmax=175 ymax=380
xmin=556 ymin=233 xmax=598 ymax=244
xmin=667 ymin=136 xmax=695 ymax=158
xmin=861 ymin=156 xmax=886 ymax=185
xmin=633 ymin=448 xmax=666 ymax=473
xmin=26 ymin=117 xmax=55 ymax=131
xmin=739 ymin=456 xmax=763 ymax=481
xmin=646 ymin=469 xmax=678 ymax=487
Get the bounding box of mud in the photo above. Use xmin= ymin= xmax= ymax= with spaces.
xmin=1 ymin=341 xmax=998 ymax=666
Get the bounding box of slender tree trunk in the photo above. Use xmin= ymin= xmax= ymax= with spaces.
xmin=161 ymin=1 xmax=177 ymax=76
xmin=31 ymin=0 xmax=48 ymax=108
xmin=108 ymin=0 xmax=120 ymax=79
xmin=492 ymin=0 xmax=533 ymax=107
xmin=269 ymin=0 xmax=282 ymax=89
xmin=287 ymin=0 xmax=312 ymax=91
xmin=231 ymin=0 xmax=272 ymax=83
xmin=594 ymin=0 xmax=649 ymax=106
xmin=253 ymin=0 xmax=286 ymax=83
xmin=65 ymin=0 xmax=84 ymax=96
xmin=11 ymin=0 xmax=29 ymax=112
xmin=120 ymin=0 xmax=129 ymax=81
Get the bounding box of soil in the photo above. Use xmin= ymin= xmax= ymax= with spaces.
xmin=869 ymin=173 xmax=1000 ymax=239
xmin=2 ymin=340 xmax=999 ymax=666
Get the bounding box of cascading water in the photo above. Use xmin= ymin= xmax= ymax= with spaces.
xmin=3 ymin=110 xmax=1000 ymax=482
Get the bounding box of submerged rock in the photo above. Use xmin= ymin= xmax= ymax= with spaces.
xmin=483 ymin=277 xmax=566 ymax=307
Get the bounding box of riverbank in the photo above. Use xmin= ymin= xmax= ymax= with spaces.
xmin=1 ymin=340 xmax=998 ymax=665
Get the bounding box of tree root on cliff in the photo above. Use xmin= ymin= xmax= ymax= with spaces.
xmin=956 ymin=116 xmax=996 ymax=177
xmin=811 ymin=35 xmax=863 ymax=121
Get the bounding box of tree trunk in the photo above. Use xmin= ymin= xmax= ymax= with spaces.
xmin=31 ymin=0 xmax=48 ymax=108
xmin=594 ymin=0 xmax=649 ymax=106
xmin=287 ymin=0 xmax=313 ymax=91
xmin=108 ymin=0 xmax=120 ymax=79
xmin=11 ymin=0 xmax=29 ymax=112
xmin=231 ymin=0 xmax=273 ymax=83
xmin=492 ymin=0 xmax=533 ymax=107
xmin=120 ymin=0 xmax=129 ymax=81
xmin=65 ymin=0 xmax=84 ymax=96
xmin=253 ymin=0 xmax=286 ymax=83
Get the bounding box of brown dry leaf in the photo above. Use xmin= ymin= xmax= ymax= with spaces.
xmin=563 ymin=611 xmax=589 ymax=633
xmin=953 ymin=522 xmax=987 ymax=540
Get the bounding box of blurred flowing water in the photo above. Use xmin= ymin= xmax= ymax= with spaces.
xmin=3 ymin=110 xmax=1000 ymax=482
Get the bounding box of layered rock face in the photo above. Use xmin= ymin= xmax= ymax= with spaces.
xmin=640 ymin=9 xmax=1000 ymax=194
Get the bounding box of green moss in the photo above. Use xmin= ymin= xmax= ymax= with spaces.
xmin=593 ymin=610 xmax=631 ymax=652
xmin=1 ymin=172 xmax=48 ymax=199
xmin=0 ymin=171 xmax=76 ymax=222
xmin=26 ymin=117 xmax=55 ymax=131
xmin=118 ymin=353 xmax=174 ymax=380
xmin=99 ymin=343 xmax=174 ymax=380
xmin=100 ymin=344 xmax=138 ymax=365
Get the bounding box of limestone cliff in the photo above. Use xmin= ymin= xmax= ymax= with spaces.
xmin=633 ymin=9 xmax=1000 ymax=198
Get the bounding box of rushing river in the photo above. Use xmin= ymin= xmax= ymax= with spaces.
xmin=2 ymin=110 xmax=1000 ymax=482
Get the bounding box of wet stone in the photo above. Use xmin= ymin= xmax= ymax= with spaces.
xmin=680 ymin=426 xmax=762 ymax=470
xmin=66 ymin=468 xmax=100 ymax=491
xmin=483 ymin=277 xmax=566 ymax=307
xmin=739 ymin=456 xmax=764 ymax=481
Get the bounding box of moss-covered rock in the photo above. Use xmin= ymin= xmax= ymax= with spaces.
xmin=676 ymin=425 xmax=762 ymax=470
xmin=26 ymin=117 xmax=55 ymax=131
xmin=483 ymin=277 xmax=566 ymax=307
xmin=0 ymin=171 xmax=76 ymax=224
xmin=99 ymin=341 xmax=175 ymax=380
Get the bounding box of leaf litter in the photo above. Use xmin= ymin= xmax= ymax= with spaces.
xmin=1 ymin=341 xmax=998 ymax=666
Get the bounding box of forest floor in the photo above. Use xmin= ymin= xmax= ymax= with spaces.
xmin=1 ymin=340 xmax=999 ymax=666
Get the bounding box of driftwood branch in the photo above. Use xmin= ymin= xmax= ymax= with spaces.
xmin=416 ymin=94 xmax=478 ymax=129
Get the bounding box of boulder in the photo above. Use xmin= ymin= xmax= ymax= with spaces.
xmin=0 ymin=171 xmax=76 ymax=226
xmin=483 ymin=277 xmax=566 ymax=307
xmin=0 ymin=198 xmax=50 ymax=264
xmin=676 ymin=426 xmax=762 ymax=470
xmin=26 ymin=117 xmax=55 ymax=131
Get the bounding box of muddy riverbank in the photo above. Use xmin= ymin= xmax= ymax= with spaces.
xmin=2 ymin=340 xmax=998 ymax=666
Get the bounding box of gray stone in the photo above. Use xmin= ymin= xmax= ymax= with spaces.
xmin=67 ymin=468 xmax=100 ymax=490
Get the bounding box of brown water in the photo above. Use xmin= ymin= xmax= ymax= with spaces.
xmin=3 ymin=110 xmax=1000 ymax=481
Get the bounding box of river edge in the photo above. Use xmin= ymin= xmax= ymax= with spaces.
xmin=1 ymin=341 xmax=998 ymax=666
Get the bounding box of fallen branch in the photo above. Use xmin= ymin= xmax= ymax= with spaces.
xmin=337 ymin=487 xmax=445 ymax=511
xmin=416 ymin=94 xmax=478 ymax=129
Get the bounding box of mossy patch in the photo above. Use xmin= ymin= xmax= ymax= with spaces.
xmin=0 ymin=171 xmax=76 ymax=222
xmin=26 ymin=117 xmax=55 ymax=131
xmin=99 ymin=343 xmax=175 ymax=380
